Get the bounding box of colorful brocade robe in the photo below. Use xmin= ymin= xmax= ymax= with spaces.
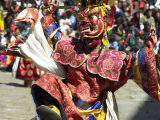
xmin=31 ymin=36 xmax=160 ymax=120
xmin=16 ymin=57 xmax=40 ymax=81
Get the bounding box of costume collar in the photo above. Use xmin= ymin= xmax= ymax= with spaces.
xmin=51 ymin=36 xmax=126 ymax=81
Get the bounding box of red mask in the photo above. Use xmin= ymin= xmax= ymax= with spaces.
xmin=87 ymin=39 xmax=100 ymax=48
xmin=77 ymin=7 xmax=108 ymax=48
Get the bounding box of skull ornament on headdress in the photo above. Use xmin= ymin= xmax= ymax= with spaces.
xmin=73 ymin=0 xmax=115 ymax=49
xmin=14 ymin=8 xmax=39 ymax=42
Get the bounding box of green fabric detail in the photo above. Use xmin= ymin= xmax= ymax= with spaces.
xmin=155 ymin=54 xmax=160 ymax=101
xmin=128 ymin=36 xmax=136 ymax=49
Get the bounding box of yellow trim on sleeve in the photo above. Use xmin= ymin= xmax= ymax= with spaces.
xmin=50 ymin=105 xmax=61 ymax=116
xmin=132 ymin=50 xmax=143 ymax=89
xmin=155 ymin=54 xmax=160 ymax=101
xmin=76 ymin=107 xmax=105 ymax=120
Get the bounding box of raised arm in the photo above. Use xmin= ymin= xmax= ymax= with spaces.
xmin=124 ymin=36 xmax=160 ymax=103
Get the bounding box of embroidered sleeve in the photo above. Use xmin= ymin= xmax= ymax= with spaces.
xmin=131 ymin=41 xmax=160 ymax=103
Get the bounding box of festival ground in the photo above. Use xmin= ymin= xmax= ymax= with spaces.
xmin=0 ymin=71 xmax=160 ymax=120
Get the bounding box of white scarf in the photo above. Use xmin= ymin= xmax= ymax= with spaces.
xmin=17 ymin=11 xmax=67 ymax=79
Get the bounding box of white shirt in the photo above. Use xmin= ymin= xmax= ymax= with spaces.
xmin=1 ymin=37 xmax=7 ymax=47
xmin=59 ymin=19 xmax=71 ymax=32
xmin=24 ymin=3 xmax=32 ymax=8
xmin=10 ymin=36 xmax=16 ymax=42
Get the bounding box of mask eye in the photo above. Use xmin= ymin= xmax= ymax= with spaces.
xmin=91 ymin=15 xmax=97 ymax=20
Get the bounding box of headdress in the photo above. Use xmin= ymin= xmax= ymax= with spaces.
xmin=75 ymin=0 xmax=115 ymax=21
xmin=73 ymin=0 xmax=115 ymax=29
xmin=73 ymin=0 xmax=115 ymax=51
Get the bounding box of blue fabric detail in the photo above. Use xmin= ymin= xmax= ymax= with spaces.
xmin=73 ymin=97 xmax=102 ymax=110
xmin=132 ymin=52 xmax=136 ymax=62
xmin=90 ymin=102 xmax=102 ymax=110
xmin=87 ymin=114 xmax=96 ymax=120
xmin=138 ymin=48 xmax=149 ymax=94
xmin=3 ymin=55 xmax=6 ymax=61
xmin=44 ymin=22 xmax=61 ymax=38
xmin=55 ymin=30 xmax=61 ymax=39
xmin=73 ymin=97 xmax=78 ymax=106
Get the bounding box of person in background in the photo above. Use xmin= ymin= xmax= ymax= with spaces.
xmin=109 ymin=34 xmax=119 ymax=50
xmin=35 ymin=0 xmax=42 ymax=9
xmin=1 ymin=34 xmax=8 ymax=50
xmin=59 ymin=14 xmax=71 ymax=35
xmin=24 ymin=0 xmax=32 ymax=8
xmin=133 ymin=0 xmax=139 ymax=12
xmin=121 ymin=14 xmax=128 ymax=29
xmin=32 ymin=1 xmax=37 ymax=8
xmin=122 ymin=0 xmax=133 ymax=20
xmin=140 ymin=21 xmax=151 ymax=37
xmin=139 ymin=0 xmax=145 ymax=18
xmin=8 ymin=1 xmax=20 ymax=17
xmin=114 ymin=0 xmax=122 ymax=19
xmin=135 ymin=32 xmax=143 ymax=44
xmin=152 ymin=6 xmax=160 ymax=17
xmin=16 ymin=0 xmax=22 ymax=7
xmin=124 ymin=27 xmax=136 ymax=54
xmin=140 ymin=9 xmax=155 ymax=30
xmin=112 ymin=19 xmax=124 ymax=39
xmin=132 ymin=11 xmax=140 ymax=30
xmin=9 ymin=29 xmax=16 ymax=42
xmin=128 ymin=21 xmax=139 ymax=35
xmin=134 ymin=32 xmax=144 ymax=52
xmin=154 ymin=11 xmax=160 ymax=40
xmin=145 ymin=0 xmax=149 ymax=10
xmin=66 ymin=9 xmax=76 ymax=31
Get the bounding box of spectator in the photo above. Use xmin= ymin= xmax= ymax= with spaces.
xmin=122 ymin=0 xmax=133 ymax=20
xmin=24 ymin=0 xmax=32 ymax=8
xmin=114 ymin=1 xmax=122 ymax=19
xmin=32 ymin=1 xmax=37 ymax=8
xmin=8 ymin=29 xmax=16 ymax=42
xmin=133 ymin=0 xmax=139 ymax=12
xmin=1 ymin=34 xmax=8 ymax=49
xmin=16 ymin=0 xmax=22 ymax=7
xmin=132 ymin=12 xmax=140 ymax=29
xmin=124 ymin=27 xmax=136 ymax=54
xmin=66 ymin=9 xmax=76 ymax=31
xmin=154 ymin=11 xmax=160 ymax=40
xmin=59 ymin=14 xmax=71 ymax=35
xmin=108 ymin=34 xmax=119 ymax=50
xmin=134 ymin=32 xmax=143 ymax=52
xmin=112 ymin=19 xmax=124 ymax=39
xmin=35 ymin=0 xmax=42 ymax=8
xmin=4 ymin=13 xmax=14 ymax=30
xmin=152 ymin=6 xmax=160 ymax=18
xmin=8 ymin=1 xmax=20 ymax=17
xmin=145 ymin=0 xmax=149 ymax=10
xmin=140 ymin=21 xmax=151 ymax=37
xmin=139 ymin=0 xmax=145 ymax=18
xmin=140 ymin=9 xmax=155 ymax=30
xmin=128 ymin=21 xmax=139 ymax=35
xmin=135 ymin=32 xmax=143 ymax=43
xmin=121 ymin=14 xmax=128 ymax=29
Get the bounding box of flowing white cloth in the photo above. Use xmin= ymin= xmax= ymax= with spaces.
xmin=12 ymin=57 xmax=20 ymax=78
xmin=106 ymin=91 xmax=119 ymax=120
xmin=18 ymin=11 xmax=67 ymax=79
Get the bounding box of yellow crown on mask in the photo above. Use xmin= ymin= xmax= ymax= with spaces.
xmin=75 ymin=0 xmax=115 ymax=11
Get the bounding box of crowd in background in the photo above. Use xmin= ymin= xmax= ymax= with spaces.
xmin=0 ymin=0 xmax=160 ymax=68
